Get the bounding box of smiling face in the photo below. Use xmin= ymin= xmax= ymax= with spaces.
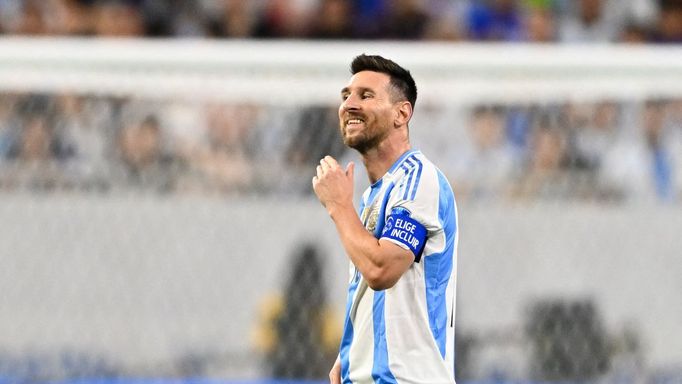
xmin=338 ymin=71 xmax=400 ymax=154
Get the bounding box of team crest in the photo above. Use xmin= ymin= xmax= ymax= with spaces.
xmin=361 ymin=205 xmax=380 ymax=233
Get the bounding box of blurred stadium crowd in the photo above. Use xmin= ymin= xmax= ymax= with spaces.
xmin=0 ymin=0 xmax=680 ymax=203
xmin=0 ymin=93 xmax=680 ymax=203
xmin=0 ymin=0 xmax=681 ymax=43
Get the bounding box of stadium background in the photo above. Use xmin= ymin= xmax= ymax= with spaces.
xmin=0 ymin=0 xmax=681 ymax=383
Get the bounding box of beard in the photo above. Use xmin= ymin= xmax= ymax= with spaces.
xmin=340 ymin=119 xmax=389 ymax=154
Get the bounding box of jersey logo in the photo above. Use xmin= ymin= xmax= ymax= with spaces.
xmin=361 ymin=204 xmax=379 ymax=234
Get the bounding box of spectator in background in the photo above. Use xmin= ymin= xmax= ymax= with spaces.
xmin=563 ymin=101 xmax=623 ymax=199
xmin=140 ymin=1 xmax=206 ymax=37
xmin=505 ymin=104 xmax=535 ymax=155
xmin=15 ymin=0 xmax=48 ymax=35
xmin=599 ymin=99 xmax=678 ymax=203
xmin=422 ymin=0 xmax=465 ymax=41
xmin=0 ymin=0 xmax=92 ymax=36
xmin=651 ymin=0 xmax=682 ymax=43
xmin=620 ymin=21 xmax=651 ymax=43
xmin=451 ymin=105 xmax=516 ymax=201
xmin=13 ymin=116 xmax=53 ymax=161
xmin=54 ymin=0 xmax=93 ymax=36
xmin=93 ymin=0 xmax=144 ymax=37
xmin=578 ymin=102 xmax=621 ymax=166
xmin=113 ymin=114 xmax=178 ymax=193
xmin=4 ymin=114 xmax=74 ymax=191
xmin=561 ymin=102 xmax=604 ymax=171
xmin=380 ymin=0 xmax=429 ymax=39
xmin=668 ymin=99 xmax=682 ymax=199
xmin=165 ymin=2 xmax=208 ymax=37
xmin=557 ymin=0 xmax=622 ymax=42
xmin=510 ymin=110 xmax=571 ymax=200
xmin=466 ymin=0 xmax=524 ymax=41
xmin=253 ymin=0 xmax=313 ymax=38
xmin=351 ymin=0 xmax=386 ymax=38
xmin=205 ymin=0 xmax=257 ymax=38
xmin=523 ymin=3 xmax=557 ymax=42
xmin=642 ymin=100 xmax=675 ymax=201
xmin=176 ymin=104 xmax=255 ymax=195
xmin=0 ymin=94 xmax=21 ymax=160
xmin=55 ymin=94 xmax=112 ymax=191
xmin=308 ymin=0 xmax=355 ymax=39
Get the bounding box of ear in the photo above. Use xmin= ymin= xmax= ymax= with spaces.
xmin=394 ymin=101 xmax=413 ymax=128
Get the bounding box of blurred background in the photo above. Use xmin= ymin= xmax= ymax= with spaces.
xmin=0 ymin=0 xmax=681 ymax=383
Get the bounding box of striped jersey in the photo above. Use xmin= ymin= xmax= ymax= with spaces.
xmin=340 ymin=149 xmax=459 ymax=384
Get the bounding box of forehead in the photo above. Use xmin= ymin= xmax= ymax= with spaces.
xmin=343 ymin=71 xmax=391 ymax=92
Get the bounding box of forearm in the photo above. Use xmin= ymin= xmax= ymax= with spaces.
xmin=329 ymin=204 xmax=382 ymax=268
xmin=328 ymin=204 xmax=407 ymax=289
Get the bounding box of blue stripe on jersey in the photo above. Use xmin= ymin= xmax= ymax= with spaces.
xmin=408 ymin=158 xmax=423 ymax=201
xmin=340 ymin=276 xmax=359 ymax=384
xmin=398 ymin=160 xmax=414 ymax=199
xmin=402 ymin=156 xmax=418 ymax=200
xmin=366 ymin=179 xmax=384 ymax=210
xmin=388 ymin=149 xmax=419 ymax=174
xmin=423 ymin=171 xmax=457 ymax=358
xmin=371 ymin=290 xmax=397 ymax=383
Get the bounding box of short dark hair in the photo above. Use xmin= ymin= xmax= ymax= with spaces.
xmin=350 ymin=54 xmax=417 ymax=109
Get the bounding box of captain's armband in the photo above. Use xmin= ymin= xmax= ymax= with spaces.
xmin=381 ymin=207 xmax=427 ymax=262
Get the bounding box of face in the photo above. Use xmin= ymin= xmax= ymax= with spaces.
xmin=338 ymin=71 xmax=397 ymax=153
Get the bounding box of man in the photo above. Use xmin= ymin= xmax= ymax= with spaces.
xmin=312 ymin=54 xmax=459 ymax=384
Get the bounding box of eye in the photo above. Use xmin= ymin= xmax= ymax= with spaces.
xmin=361 ymin=92 xmax=373 ymax=99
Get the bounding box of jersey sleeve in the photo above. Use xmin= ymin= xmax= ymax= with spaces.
xmin=380 ymin=164 xmax=442 ymax=262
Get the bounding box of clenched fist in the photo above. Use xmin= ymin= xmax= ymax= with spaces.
xmin=312 ymin=155 xmax=355 ymax=213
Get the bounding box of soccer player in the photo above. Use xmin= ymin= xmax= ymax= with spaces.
xmin=312 ymin=54 xmax=459 ymax=384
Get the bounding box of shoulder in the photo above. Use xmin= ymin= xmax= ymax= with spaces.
xmin=388 ymin=153 xmax=455 ymax=218
xmin=392 ymin=152 xmax=450 ymax=199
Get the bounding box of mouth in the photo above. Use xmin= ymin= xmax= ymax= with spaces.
xmin=345 ymin=117 xmax=365 ymax=128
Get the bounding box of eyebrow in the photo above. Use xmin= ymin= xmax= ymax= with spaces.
xmin=340 ymin=86 xmax=374 ymax=95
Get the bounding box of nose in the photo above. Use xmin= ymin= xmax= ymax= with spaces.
xmin=341 ymin=94 xmax=360 ymax=112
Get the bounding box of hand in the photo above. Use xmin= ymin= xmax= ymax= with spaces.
xmin=329 ymin=355 xmax=341 ymax=384
xmin=312 ymin=156 xmax=355 ymax=214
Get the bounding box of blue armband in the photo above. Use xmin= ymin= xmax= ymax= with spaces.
xmin=381 ymin=207 xmax=427 ymax=262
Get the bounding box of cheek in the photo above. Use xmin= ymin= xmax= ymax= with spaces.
xmin=378 ymin=108 xmax=395 ymax=125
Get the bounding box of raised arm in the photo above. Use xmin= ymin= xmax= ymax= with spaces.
xmin=313 ymin=156 xmax=413 ymax=290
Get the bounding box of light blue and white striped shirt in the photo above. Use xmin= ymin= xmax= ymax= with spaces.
xmin=340 ymin=149 xmax=459 ymax=384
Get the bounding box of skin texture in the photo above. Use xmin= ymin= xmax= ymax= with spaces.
xmin=312 ymin=70 xmax=417 ymax=383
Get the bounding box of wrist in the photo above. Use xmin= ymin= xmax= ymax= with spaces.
xmin=327 ymin=201 xmax=353 ymax=219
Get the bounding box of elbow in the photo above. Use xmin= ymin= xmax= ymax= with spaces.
xmin=364 ymin=267 xmax=399 ymax=291
xmin=367 ymin=280 xmax=394 ymax=291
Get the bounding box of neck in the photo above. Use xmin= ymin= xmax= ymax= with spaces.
xmin=360 ymin=132 xmax=411 ymax=184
